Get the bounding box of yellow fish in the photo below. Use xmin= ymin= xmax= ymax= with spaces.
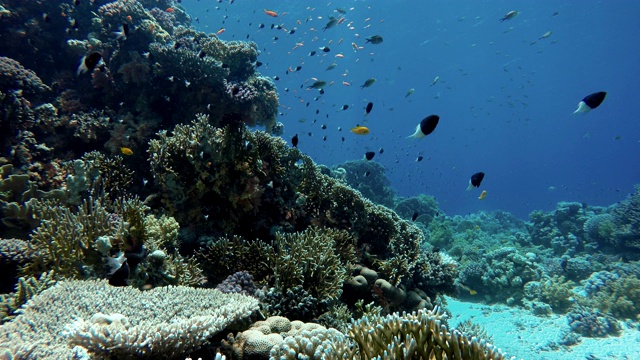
xmin=469 ymin=289 xmax=477 ymax=295
xmin=120 ymin=147 xmax=134 ymax=156
xmin=350 ymin=126 xmax=370 ymax=135
xmin=478 ymin=190 xmax=487 ymax=200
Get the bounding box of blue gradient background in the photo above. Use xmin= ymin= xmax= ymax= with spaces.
xmin=183 ymin=0 xmax=640 ymax=219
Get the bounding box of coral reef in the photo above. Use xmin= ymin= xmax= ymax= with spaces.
xmin=567 ymin=307 xmax=620 ymax=337
xmin=0 ymin=271 xmax=55 ymax=323
xmin=611 ymin=185 xmax=640 ymax=250
xmin=332 ymin=159 xmax=395 ymax=207
xmin=216 ymin=270 xmax=258 ymax=297
xmin=0 ymin=279 xmax=259 ymax=359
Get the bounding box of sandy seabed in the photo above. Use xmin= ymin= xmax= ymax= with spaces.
xmin=446 ymin=297 xmax=639 ymax=360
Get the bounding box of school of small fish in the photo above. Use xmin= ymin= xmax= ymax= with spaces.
xmin=187 ymin=3 xmax=608 ymax=208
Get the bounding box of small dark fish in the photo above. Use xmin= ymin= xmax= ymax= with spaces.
xmin=407 ymin=114 xmax=440 ymax=139
xmin=108 ymin=260 xmax=129 ymax=287
xmin=323 ymin=17 xmax=338 ymax=31
xmin=291 ymin=134 xmax=299 ymax=147
xmin=323 ymin=135 xmax=327 ymax=141
xmin=365 ymin=35 xmax=383 ymax=44
xmin=379 ymin=148 xmax=384 ymax=154
xmin=74 ymin=0 xmax=81 ymax=6
xmin=573 ymin=91 xmax=607 ymax=114
xmin=199 ymin=51 xmax=207 ymax=58
xmin=335 ymin=7 xmax=347 ymax=14
xmin=411 ymin=212 xmax=419 ymax=221
xmin=467 ymin=172 xmax=485 ymax=190
xmin=259 ymin=23 xmax=265 ymax=28
xmin=255 ymin=61 xmax=263 ymax=67
xmin=309 ymin=50 xmax=316 ymax=56
xmin=500 ymin=10 xmax=519 ymax=22
xmin=42 ymin=13 xmax=50 ymax=22
xmin=321 ymin=124 xmax=327 ymax=129
xmin=174 ymin=42 xmax=181 ymax=49
xmin=360 ymin=78 xmax=377 ymax=88
xmin=316 ymin=109 xmax=320 ymax=114
xmin=270 ymin=24 xmax=275 ymax=29
xmin=115 ymin=23 xmax=129 ymax=39
xmin=308 ymin=132 xmax=312 ymax=136
xmin=365 ymin=151 xmax=375 ymax=161
xmin=71 ymin=19 xmax=79 ymax=30
xmin=416 ymin=156 xmax=424 ymax=162
xmin=365 ymin=102 xmax=373 ymax=114
xmin=341 ymin=136 xmax=345 ymax=142
xmin=319 ymin=89 xmax=325 ymax=94
xmin=273 ymin=36 xmax=279 ymax=41
xmin=364 ymin=171 xmax=371 ymax=177
xmin=295 ymin=65 xmax=302 ymax=71
xmin=289 ymin=29 xmax=296 ymax=34
xmin=77 ymin=51 xmax=102 ymax=76
xmin=274 ymin=76 xmax=280 ymax=80
xmin=339 ymin=104 xmax=349 ymax=111
xmin=308 ymin=80 xmax=327 ymax=89
xmin=320 ymin=46 xmax=331 ymax=52
xmin=221 ymin=63 xmax=229 ymax=69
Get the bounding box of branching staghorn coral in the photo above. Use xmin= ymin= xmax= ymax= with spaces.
xmin=271 ymin=227 xmax=349 ymax=303
xmin=22 ymin=197 xmax=124 ymax=279
xmin=0 ymin=271 xmax=55 ymax=323
xmin=0 ymin=279 xmax=259 ymax=359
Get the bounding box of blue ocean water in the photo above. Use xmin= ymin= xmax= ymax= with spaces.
xmin=184 ymin=0 xmax=640 ymax=219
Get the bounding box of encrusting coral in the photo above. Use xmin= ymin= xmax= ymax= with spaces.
xmin=0 ymin=279 xmax=259 ymax=359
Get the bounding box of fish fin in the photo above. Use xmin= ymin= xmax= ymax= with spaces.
xmin=573 ymin=101 xmax=590 ymax=115
xmin=466 ymin=181 xmax=473 ymax=191
xmin=406 ymin=124 xmax=425 ymax=139
xmin=76 ymin=56 xmax=88 ymax=76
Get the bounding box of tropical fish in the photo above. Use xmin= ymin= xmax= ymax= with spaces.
xmin=467 ymin=172 xmax=485 ymax=190
xmin=364 ymin=151 xmax=375 ymax=160
xmin=120 ymin=147 xmax=134 ymax=156
xmin=307 ymin=80 xmax=327 ymax=89
xmin=365 ymin=35 xmax=383 ymax=44
xmin=500 ymin=10 xmax=518 ymax=22
xmin=430 ymin=76 xmax=440 ymax=86
xmin=360 ymin=78 xmax=377 ymax=88
xmin=77 ymin=52 xmax=102 ymax=76
xmin=351 ymin=126 xmax=370 ymax=135
xmin=291 ymin=134 xmax=299 ymax=147
xmin=326 ymin=63 xmax=337 ymax=71
xmin=263 ymin=9 xmax=278 ymax=17
xmin=539 ymin=31 xmax=552 ymax=40
xmin=406 ymin=115 xmax=440 ymax=139
xmin=573 ymin=91 xmax=607 ymax=114
xmin=405 ymin=88 xmax=415 ymax=97
xmin=365 ymin=102 xmax=373 ymax=115
xmin=323 ymin=16 xmax=338 ymax=31
xmin=216 ymin=27 xmax=225 ymax=35
xmin=478 ymin=190 xmax=487 ymax=200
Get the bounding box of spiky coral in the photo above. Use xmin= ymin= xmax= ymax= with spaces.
xmin=0 ymin=271 xmax=55 ymax=323
xmin=271 ymin=227 xmax=351 ymax=302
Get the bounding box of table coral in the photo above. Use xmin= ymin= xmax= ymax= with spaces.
xmin=0 ymin=279 xmax=259 ymax=359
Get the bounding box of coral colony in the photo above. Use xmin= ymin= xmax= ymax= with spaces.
xmin=0 ymin=1 xmax=638 ymax=359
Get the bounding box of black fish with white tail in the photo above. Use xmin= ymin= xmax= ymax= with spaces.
xmin=291 ymin=134 xmax=299 ymax=147
xmin=77 ymin=52 xmax=102 ymax=76
xmin=467 ymin=172 xmax=485 ymax=190
xmin=573 ymin=92 xmax=607 ymax=114
xmin=407 ymin=115 xmax=440 ymax=139
xmin=365 ymin=151 xmax=375 ymax=160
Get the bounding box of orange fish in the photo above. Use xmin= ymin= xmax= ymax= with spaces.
xmin=263 ymin=9 xmax=278 ymax=17
xmin=126 ymin=15 xmax=133 ymax=23
xmin=350 ymin=126 xmax=370 ymax=135
xmin=120 ymin=147 xmax=134 ymax=156
xmin=216 ymin=27 xmax=225 ymax=35
xmin=165 ymin=7 xmax=174 ymax=13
